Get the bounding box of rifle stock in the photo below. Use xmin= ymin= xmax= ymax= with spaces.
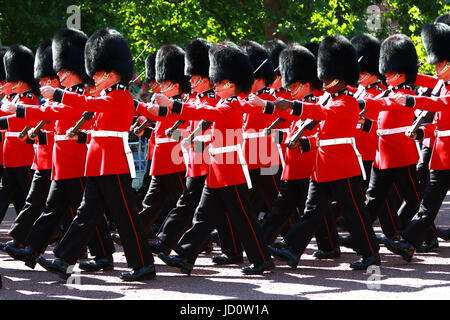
xmin=68 ymin=111 xmax=94 ymax=138
xmin=29 ymin=121 xmax=51 ymax=139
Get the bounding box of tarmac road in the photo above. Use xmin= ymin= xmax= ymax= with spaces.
xmin=0 ymin=192 xmax=449 ymax=301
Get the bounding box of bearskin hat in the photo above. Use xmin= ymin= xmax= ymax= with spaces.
xmin=279 ymin=43 xmax=322 ymax=90
xmin=263 ymin=38 xmax=287 ymax=75
xmin=85 ymin=28 xmax=134 ymax=84
xmin=52 ymin=28 xmax=90 ymax=83
xmin=304 ymin=42 xmax=319 ymax=58
xmin=145 ymin=51 xmax=157 ymax=82
xmin=209 ymin=41 xmax=254 ymax=94
xmin=317 ymin=35 xmax=359 ymax=87
xmin=184 ymin=38 xmax=213 ymax=78
xmin=3 ymin=45 xmax=37 ymax=88
xmin=155 ymin=44 xmax=190 ymax=93
xmin=421 ymin=22 xmax=450 ymax=65
xmin=435 ymin=13 xmax=450 ymax=26
xmin=379 ymin=34 xmax=418 ymax=84
xmin=34 ymin=39 xmax=57 ymax=80
xmin=240 ymin=39 xmax=275 ymax=86
xmin=350 ymin=33 xmax=381 ymax=77
xmin=0 ymin=47 xmax=9 ymax=82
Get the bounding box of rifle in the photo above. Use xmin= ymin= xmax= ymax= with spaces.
xmin=18 ymin=125 xmax=33 ymax=139
xmin=408 ymin=79 xmax=445 ymax=138
xmin=68 ymin=111 xmax=95 ymax=138
xmin=264 ymin=117 xmax=286 ymax=135
xmin=166 ymin=120 xmax=186 ymax=138
xmin=285 ymin=93 xmax=331 ymax=149
xmin=132 ymin=94 xmax=157 ymax=135
xmin=29 ymin=121 xmax=51 ymax=139
xmin=182 ymin=120 xmax=213 ymax=148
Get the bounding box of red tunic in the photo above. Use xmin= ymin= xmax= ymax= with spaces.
xmin=0 ymin=92 xmax=37 ymax=168
xmin=31 ymin=117 xmax=55 ymax=171
xmin=355 ymin=82 xmax=385 ymax=161
xmin=240 ymin=88 xmax=280 ymax=170
xmin=21 ymin=85 xmax=91 ymax=180
xmin=136 ymin=95 xmax=188 ymax=176
xmin=267 ymin=91 xmax=363 ymax=182
xmin=364 ymin=85 xmax=419 ymax=169
xmin=411 ymin=82 xmax=450 ymax=170
xmin=57 ymin=83 xmax=134 ymax=177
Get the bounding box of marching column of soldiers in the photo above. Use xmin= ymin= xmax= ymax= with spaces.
xmin=0 ymin=12 xmax=448 ymax=284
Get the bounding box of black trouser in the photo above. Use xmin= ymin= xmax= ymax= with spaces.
xmin=136 ymin=159 xmax=152 ymax=211
xmin=9 ymin=169 xmax=52 ymax=244
xmin=416 ymin=145 xmax=433 ymax=191
xmin=285 ymin=177 xmax=379 ymax=258
xmin=366 ymin=165 xmax=424 ymax=238
xmin=249 ymin=166 xmax=281 ymax=213
xmin=261 ymin=178 xmax=339 ymax=252
xmin=403 ymin=169 xmax=450 ymax=247
xmin=0 ymin=166 xmax=33 ymax=224
xmin=139 ymin=171 xmax=186 ymax=235
xmin=175 ymin=184 xmax=271 ymax=265
xmin=54 ymin=174 xmax=153 ymax=268
xmin=157 ymin=175 xmax=207 ymax=250
xmin=26 ymin=177 xmax=115 ymax=259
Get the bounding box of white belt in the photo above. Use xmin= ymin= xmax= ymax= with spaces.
xmin=192 ymin=134 xmax=212 ymax=143
xmin=435 ymin=129 xmax=450 ymax=138
xmin=54 ymin=134 xmax=71 ymax=141
xmin=208 ymin=144 xmax=252 ymax=189
xmin=155 ymin=137 xmax=179 ymax=144
xmin=243 ymin=131 xmax=266 ymax=139
xmin=276 ymin=144 xmax=285 ymax=169
xmin=377 ymin=126 xmax=410 ymax=136
xmin=5 ymin=132 xmax=21 ymax=138
xmin=90 ymin=130 xmax=136 ymax=178
xmin=316 ymin=137 xmax=366 ymax=180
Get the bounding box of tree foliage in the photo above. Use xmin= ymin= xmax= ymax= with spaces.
xmin=0 ymin=0 xmax=448 ymax=75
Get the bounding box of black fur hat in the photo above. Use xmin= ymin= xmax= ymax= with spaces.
xmin=52 ymin=28 xmax=90 ymax=83
xmin=279 ymin=43 xmax=322 ymax=90
xmin=85 ymin=28 xmax=134 ymax=84
xmin=435 ymin=13 xmax=450 ymax=26
xmin=422 ymin=22 xmax=450 ymax=65
xmin=4 ymin=44 xmax=37 ymax=88
xmin=379 ymin=34 xmax=418 ymax=84
xmin=351 ymin=33 xmax=381 ymax=77
xmin=240 ymin=39 xmax=275 ymax=86
xmin=0 ymin=46 xmax=9 ymax=82
xmin=263 ymin=38 xmax=287 ymax=75
xmin=209 ymin=41 xmax=254 ymax=94
xmin=185 ymin=38 xmax=212 ymax=78
xmin=145 ymin=51 xmax=157 ymax=82
xmin=304 ymin=42 xmax=319 ymax=58
xmin=317 ymin=35 xmax=359 ymax=87
xmin=34 ymin=39 xmax=57 ymax=81
xmin=155 ymin=44 xmax=190 ymax=93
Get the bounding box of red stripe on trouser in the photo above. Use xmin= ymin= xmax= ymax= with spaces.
xmin=26 ymin=167 xmax=32 ymax=181
xmin=270 ymin=167 xmax=279 ymax=194
xmin=224 ymin=212 xmax=238 ymax=254
xmin=234 ymin=186 xmax=266 ymax=262
xmin=323 ymin=216 xmax=334 ymax=249
xmin=393 ymin=183 xmax=401 ymax=202
xmin=431 ymin=225 xmax=438 ymax=237
xmin=177 ymin=172 xmax=184 ymax=191
xmin=384 ymin=199 xmax=398 ymax=233
xmin=347 ymin=179 xmax=374 ymax=255
xmin=407 ymin=166 xmax=421 ymax=203
xmin=77 ymin=178 xmax=106 ymax=256
xmin=288 ymin=218 xmax=293 ymax=227
xmin=116 ymin=175 xmax=145 ymax=266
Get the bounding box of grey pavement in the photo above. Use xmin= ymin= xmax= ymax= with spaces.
xmin=0 ymin=192 xmax=449 ymax=300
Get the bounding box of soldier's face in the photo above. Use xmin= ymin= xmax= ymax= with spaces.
xmin=385 ymin=72 xmax=406 ymax=87
xmin=435 ymin=61 xmax=450 ymax=80
xmin=214 ymin=80 xmax=234 ymax=98
xmin=0 ymin=82 xmax=13 ymax=95
xmin=39 ymin=77 xmax=61 ymax=89
xmin=149 ymin=81 xmax=160 ymax=93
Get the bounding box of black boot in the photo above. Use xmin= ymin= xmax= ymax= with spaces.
xmin=79 ymin=255 xmax=114 ymax=272
xmin=349 ymin=253 xmax=381 ymax=270
xmin=158 ymin=253 xmax=193 ymax=276
xmin=212 ymin=253 xmax=243 ymax=265
xmin=4 ymin=246 xmax=39 ymax=269
xmin=313 ymin=248 xmax=341 ymax=260
xmin=241 ymin=259 xmax=275 ymax=275
xmin=436 ymin=227 xmax=450 ymax=241
xmin=37 ymin=257 xmax=73 ymax=280
xmin=148 ymin=240 xmax=170 ymax=255
xmin=382 ymin=237 xmax=415 ymax=262
xmin=120 ymin=265 xmax=156 ymax=281
xmin=1 ymin=240 xmax=24 ymax=252
xmin=268 ymin=245 xmax=300 ymax=269
xmin=416 ymin=238 xmax=439 ymax=253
